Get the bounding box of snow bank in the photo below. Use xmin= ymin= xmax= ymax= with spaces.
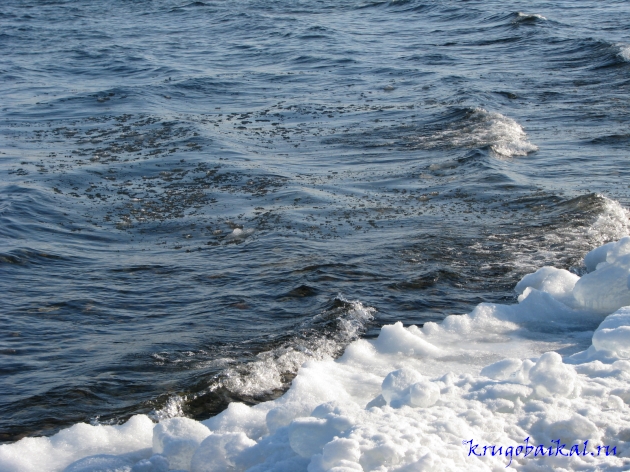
xmin=3 ymin=237 xmax=630 ymax=471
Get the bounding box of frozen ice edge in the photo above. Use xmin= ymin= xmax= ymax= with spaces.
xmin=5 ymin=238 xmax=630 ymax=471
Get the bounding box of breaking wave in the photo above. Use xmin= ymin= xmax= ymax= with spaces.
xmin=415 ymin=108 xmax=538 ymax=157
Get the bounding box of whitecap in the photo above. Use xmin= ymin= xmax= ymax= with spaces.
xmin=416 ymin=108 xmax=539 ymax=158
xmin=516 ymin=12 xmax=547 ymax=21
xmin=217 ymin=298 xmax=375 ymax=397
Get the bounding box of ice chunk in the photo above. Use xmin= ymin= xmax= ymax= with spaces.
xmin=202 ymin=402 xmax=268 ymax=440
xmin=592 ymin=307 xmax=630 ymax=358
xmin=528 ymin=352 xmax=579 ymax=397
xmin=265 ymin=403 xmax=311 ymax=434
xmin=373 ymin=322 xmax=440 ymax=357
xmin=288 ymin=414 xmax=353 ymax=458
xmin=189 ymin=432 xmax=256 ymax=472
xmin=225 ymin=228 xmax=254 ymax=241
xmin=515 ymin=266 xmax=578 ymax=305
xmin=380 ymin=369 xmax=440 ymax=408
xmin=573 ymin=255 xmax=630 ymax=313
xmin=584 ymin=241 xmax=618 ymax=272
xmin=480 ymin=358 xmax=522 ymax=380
xmin=152 ymin=418 xmax=211 ymax=470
xmin=408 ymin=379 xmax=441 ymax=408
xmin=307 ymin=438 xmax=362 ymax=472
xmin=381 ymin=368 xmax=423 ymax=406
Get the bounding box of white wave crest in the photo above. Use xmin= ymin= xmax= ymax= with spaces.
xmin=217 ymin=299 xmax=375 ymax=397
xmin=619 ymin=45 xmax=630 ymax=62
xmin=516 ymin=12 xmax=547 ymax=21
xmin=496 ymin=196 xmax=630 ymax=275
xmin=417 ymin=108 xmax=538 ymax=157
xmin=149 ymin=395 xmax=185 ymax=421
xmin=586 ymin=196 xmax=630 ymax=245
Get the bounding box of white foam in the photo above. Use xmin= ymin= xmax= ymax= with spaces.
xmin=417 ymin=108 xmax=538 ymax=157
xmin=5 ymin=214 xmax=630 ymax=471
xmin=0 ymin=415 xmax=154 ymax=472
xmin=502 ymin=195 xmax=630 ymax=275
xmin=586 ymin=197 xmax=630 ymax=247
xmin=619 ymin=45 xmax=630 ymax=62
xmin=516 ymin=12 xmax=547 ymax=21
xmin=150 ymin=395 xmax=185 ymax=422
xmin=216 ymin=299 xmax=375 ymax=398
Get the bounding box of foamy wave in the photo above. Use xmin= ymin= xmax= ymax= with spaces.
xmin=150 ymin=395 xmax=185 ymax=422
xmin=502 ymin=196 xmax=629 ymax=275
xmin=417 ymin=108 xmax=538 ymax=157
xmin=516 ymin=12 xmax=547 ymax=21
xmin=586 ymin=196 xmax=630 ymax=245
xmin=618 ymin=45 xmax=630 ymax=62
xmin=217 ymin=299 xmax=375 ymax=397
xmin=469 ymin=109 xmax=538 ymax=157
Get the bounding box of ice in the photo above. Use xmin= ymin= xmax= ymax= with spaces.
xmin=380 ymin=368 xmax=424 ymax=407
xmin=0 ymin=415 xmax=154 ymax=472
xmin=408 ymin=379 xmax=441 ymax=408
xmin=515 ymin=266 xmax=578 ymax=305
xmin=480 ymin=358 xmax=522 ymax=380
xmin=573 ymin=237 xmax=630 ymax=313
xmin=373 ymin=322 xmax=440 ymax=357
xmin=152 ymin=418 xmax=211 ymax=470
xmin=202 ymin=402 xmax=268 ymax=441
xmin=6 ymin=234 xmax=630 ymax=471
xmin=189 ymin=433 xmax=256 ymax=472
xmin=592 ymin=307 xmax=630 ymax=358
xmin=528 ymin=352 xmax=579 ymax=397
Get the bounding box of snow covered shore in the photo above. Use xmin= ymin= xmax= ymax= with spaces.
xmin=4 ymin=237 xmax=630 ymax=472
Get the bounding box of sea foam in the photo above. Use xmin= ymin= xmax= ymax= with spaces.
xmin=515 ymin=12 xmax=547 ymax=21
xmin=4 ymin=237 xmax=630 ymax=471
xmin=416 ymin=108 xmax=538 ymax=158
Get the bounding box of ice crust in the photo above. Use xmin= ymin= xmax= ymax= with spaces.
xmin=4 ymin=238 xmax=630 ymax=471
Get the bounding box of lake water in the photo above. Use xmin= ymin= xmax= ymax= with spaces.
xmin=1 ymin=0 xmax=629 ymax=443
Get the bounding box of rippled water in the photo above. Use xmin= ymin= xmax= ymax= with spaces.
xmin=1 ymin=0 xmax=629 ymax=442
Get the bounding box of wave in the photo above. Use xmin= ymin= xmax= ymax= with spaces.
xmin=515 ymin=12 xmax=547 ymax=22
xmin=414 ymin=108 xmax=538 ymax=157
xmin=502 ymin=195 xmax=630 ymax=275
xmin=150 ymin=297 xmax=375 ymax=420
xmin=219 ymin=299 xmax=373 ymax=397
xmin=534 ymin=37 xmax=626 ymax=72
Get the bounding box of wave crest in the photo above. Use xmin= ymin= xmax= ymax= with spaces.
xmin=415 ymin=108 xmax=538 ymax=157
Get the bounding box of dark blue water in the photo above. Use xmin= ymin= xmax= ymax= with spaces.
xmin=1 ymin=0 xmax=630 ymax=442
